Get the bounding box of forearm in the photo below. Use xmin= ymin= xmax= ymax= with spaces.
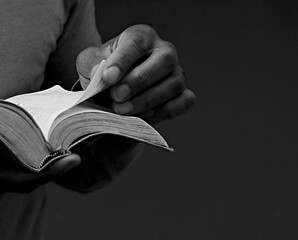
xmin=54 ymin=135 xmax=144 ymax=193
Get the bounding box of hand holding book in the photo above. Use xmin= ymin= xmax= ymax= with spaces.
xmin=76 ymin=25 xmax=196 ymax=125
xmin=0 ymin=146 xmax=81 ymax=193
xmin=0 ymin=25 xmax=196 ymax=193
xmin=0 ymin=60 xmax=172 ymax=176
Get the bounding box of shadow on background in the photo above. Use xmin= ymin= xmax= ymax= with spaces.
xmin=47 ymin=0 xmax=298 ymax=239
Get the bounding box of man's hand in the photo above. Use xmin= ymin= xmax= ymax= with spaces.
xmin=56 ymin=25 xmax=195 ymax=193
xmin=76 ymin=24 xmax=195 ymax=124
xmin=0 ymin=152 xmax=80 ymax=193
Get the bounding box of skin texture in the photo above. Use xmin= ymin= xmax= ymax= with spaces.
xmin=54 ymin=25 xmax=196 ymax=193
xmin=77 ymin=25 xmax=196 ymax=125
xmin=0 ymin=24 xmax=195 ymax=193
xmin=0 ymin=144 xmax=81 ymax=193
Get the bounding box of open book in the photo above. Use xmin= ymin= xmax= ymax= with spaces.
xmin=1 ymin=60 xmax=172 ymax=172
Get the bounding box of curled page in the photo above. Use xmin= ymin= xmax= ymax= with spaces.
xmin=7 ymin=60 xmax=108 ymax=140
xmin=75 ymin=60 xmax=110 ymax=103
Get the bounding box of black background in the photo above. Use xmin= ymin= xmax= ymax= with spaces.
xmin=47 ymin=0 xmax=298 ymax=239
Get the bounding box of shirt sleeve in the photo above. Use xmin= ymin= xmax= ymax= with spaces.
xmin=43 ymin=0 xmax=102 ymax=90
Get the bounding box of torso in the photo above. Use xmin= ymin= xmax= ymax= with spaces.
xmin=0 ymin=1 xmax=71 ymax=239
xmin=0 ymin=0 xmax=66 ymax=99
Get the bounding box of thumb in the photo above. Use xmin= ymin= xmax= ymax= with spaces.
xmin=47 ymin=154 xmax=81 ymax=179
xmin=76 ymin=46 xmax=108 ymax=90
xmin=101 ymin=25 xmax=155 ymax=85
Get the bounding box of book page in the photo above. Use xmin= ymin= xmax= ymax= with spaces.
xmin=7 ymin=87 xmax=84 ymax=140
xmin=75 ymin=60 xmax=110 ymax=103
xmin=48 ymin=101 xmax=173 ymax=151
xmin=6 ymin=60 xmax=108 ymax=140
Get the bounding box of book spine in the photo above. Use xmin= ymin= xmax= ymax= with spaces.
xmin=39 ymin=148 xmax=71 ymax=170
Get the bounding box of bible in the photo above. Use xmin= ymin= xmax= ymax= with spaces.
xmin=0 ymin=61 xmax=172 ymax=172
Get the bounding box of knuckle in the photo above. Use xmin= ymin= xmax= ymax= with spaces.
xmin=185 ymin=90 xmax=196 ymax=108
xmin=127 ymin=33 xmax=147 ymax=55
xmin=133 ymin=70 xmax=152 ymax=91
xmin=177 ymin=66 xmax=185 ymax=76
xmin=170 ymin=75 xmax=186 ymax=95
xmin=177 ymin=75 xmax=186 ymax=92
xmin=116 ymin=53 xmax=132 ymax=72
xmin=165 ymin=41 xmax=178 ymax=55
xmin=142 ymin=95 xmax=153 ymax=109
xmin=180 ymin=90 xmax=196 ymax=114
xmin=133 ymin=24 xmax=156 ymax=37
xmin=159 ymin=49 xmax=177 ymax=72
xmin=124 ymin=24 xmax=157 ymax=51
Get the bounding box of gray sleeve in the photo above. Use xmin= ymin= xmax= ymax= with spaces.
xmin=43 ymin=0 xmax=102 ymax=90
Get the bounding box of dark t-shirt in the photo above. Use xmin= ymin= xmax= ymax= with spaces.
xmin=0 ymin=0 xmax=100 ymax=239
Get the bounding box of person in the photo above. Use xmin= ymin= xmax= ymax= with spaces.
xmin=0 ymin=0 xmax=195 ymax=239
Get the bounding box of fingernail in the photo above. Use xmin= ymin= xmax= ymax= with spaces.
xmin=114 ymin=101 xmax=133 ymax=114
xmin=90 ymin=64 xmax=100 ymax=79
xmin=113 ymin=84 xmax=131 ymax=102
xmin=104 ymin=66 xmax=120 ymax=84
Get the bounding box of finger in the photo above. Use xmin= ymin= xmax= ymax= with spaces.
xmin=76 ymin=47 xmax=105 ymax=90
xmin=113 ymin=70 xmax=186 ymax=115
xmin=139 ymin=89 xmax=196 ymax=124
xmin=102 ymin=25 xmax=157 ymax=85
xmin=76 ymin=47 xmax=106 ymax=79
xmin=110 ymin=43 xmax=178 ymax=102
xmin=0 ymin=170 xmax=49 ymax=193
xmin=0 ymin=154 xmax=81 ymax=193
xmin=47 ymin=153 xmax=81 ymax=179
xmin=154 ymin=89 xmax=196 ymax=121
